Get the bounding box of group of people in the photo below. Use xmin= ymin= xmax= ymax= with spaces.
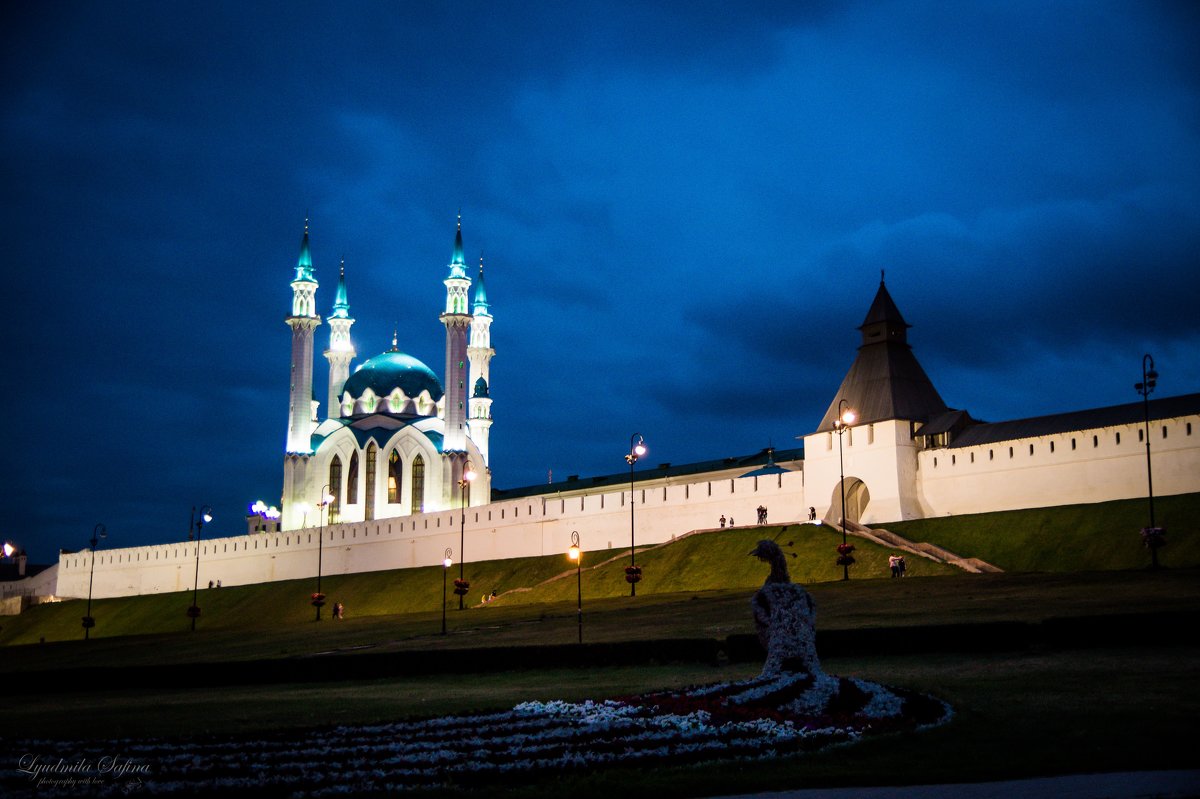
xmin=888 ymin=554 xmax=907 ymax=578
xmin=719 ymin=507 xmax=772 ymax=528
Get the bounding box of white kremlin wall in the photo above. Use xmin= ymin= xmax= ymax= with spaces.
xmin=55 ymin=470 xmax=808 ymax=600
xmin=49 ymin=408 xmax=1200 ymax=601
xmin=914 ymin=415 xmax=1198 ymax=517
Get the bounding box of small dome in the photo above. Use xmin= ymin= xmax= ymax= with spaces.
xmin=342 ymin=350 xmax=444 ymax=406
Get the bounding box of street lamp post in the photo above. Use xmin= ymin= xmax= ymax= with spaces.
xmin=83 ymin=523 xmax=106 ymax=640
xmin=1136 ymin=354 xmax=1165 ymax=569
xmin=833 ymin=400 xmax=856 ymax=581
xmin=314 ymin=485 xmax=334 ymax=621
xmin=568 ymin=531 xmax=582 ymax=644
xmin=188 ymin=505 xmax=212 ymax=631
xmin=625 ymin=434 xmax=647 ymax=596
xmin=455 ymin=461 xmax=477 ymax=610
xmin=442 ymin=547 xmax=453 ymax=635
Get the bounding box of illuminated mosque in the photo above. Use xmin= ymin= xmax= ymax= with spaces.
xmin=280 ymin=217 xmax=493 ymax=532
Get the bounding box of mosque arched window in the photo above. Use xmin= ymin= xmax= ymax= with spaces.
xmin=365 ymin=443 xmax=377 ymax=521
xmin=347 ymin=452 xmax=360 ymax=505
xmin=388 ymin=450 xmax=402 ymax=503
xmin=329 ymin=456 xmax=342 ymax=523
xmin=411 ymin=455 xmax=425 ymax=515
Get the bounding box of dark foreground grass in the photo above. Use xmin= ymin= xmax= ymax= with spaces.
xmin=3 ymin=647 xmax=1195 ymax=797
xmin=3 ymin=570 xmax=1198 ymax=796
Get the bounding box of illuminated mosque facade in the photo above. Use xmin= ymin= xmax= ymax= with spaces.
xmin=280 ymin=218 xmax=494 ymax=533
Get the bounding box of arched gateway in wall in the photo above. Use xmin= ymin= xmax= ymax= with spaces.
xmin=829 ymin=478 xmax=870 ymax=525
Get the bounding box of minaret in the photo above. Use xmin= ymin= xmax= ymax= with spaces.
xmin=467 ymin=253 xmax=494 ymax=465
xmin=440 ymin=214 xmax=472 ymax=457
xmin=285 ymin=221 xmax=321 ymax=454
xmin=323 ymin=259 xmax=356 ymax=420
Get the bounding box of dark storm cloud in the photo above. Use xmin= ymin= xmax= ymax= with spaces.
xmin=2 ymin=1 xmax=1198 ymax=561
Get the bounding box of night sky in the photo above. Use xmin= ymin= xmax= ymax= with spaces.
xmin=3 ymin=2 xmax=1198 ymax=563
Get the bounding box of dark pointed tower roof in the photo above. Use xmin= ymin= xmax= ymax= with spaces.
xmin=815 ymin=277 xmax=947 ymax=432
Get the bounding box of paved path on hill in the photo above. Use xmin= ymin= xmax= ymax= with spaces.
xmin=839 ymin=518 xmax=1003 ymax=573
xmin=724 ymin=770 xmax=1200 ymax=799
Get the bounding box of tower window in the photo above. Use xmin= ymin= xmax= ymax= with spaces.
xmin=1008 ymin=447 xmax=1014 ymax=458
xmin=1029 ymin=444 xmax=1034 ymax=456
xmin=1139 ymin=429 xmax=1144 ymax=442
xmin=1093 ymin=435 xmax=1099 ymax=448
xmin=1115 ymin=432 xmax=1121 ymax=445
xmin=1162 ymin=425 xmax=1168 ymax=439
xmin=1050 ymin=441 xmax=1055 ymax=453
xmin=1071 ymin=438 xmax=1077 ymax=450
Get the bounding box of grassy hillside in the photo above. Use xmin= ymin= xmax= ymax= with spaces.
xmin=4 ymin=494 xmax=1195 ymax=647
xmin=0 ymin=523 xmax=947 ymax=646
xmin=881 ymin=492 xmax=1200 ymax=572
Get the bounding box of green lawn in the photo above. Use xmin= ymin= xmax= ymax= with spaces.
xmin=881 ymin=492 xmax=1200 ymax=572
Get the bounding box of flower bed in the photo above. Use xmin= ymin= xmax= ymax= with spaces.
xmin=3 ymin=679 xmax=950 ymax=797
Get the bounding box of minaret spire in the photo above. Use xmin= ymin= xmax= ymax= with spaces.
xmin=449 ymin=211 xmax=467 ymax=276
xmin=468 ymin=252 xmax=495 ymax=465
xmin=323 ymin=258 xmax=356 ymax=421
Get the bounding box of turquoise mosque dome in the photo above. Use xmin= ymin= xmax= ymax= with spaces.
xmin=341 ymin=349 xmax=444 ymax=403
